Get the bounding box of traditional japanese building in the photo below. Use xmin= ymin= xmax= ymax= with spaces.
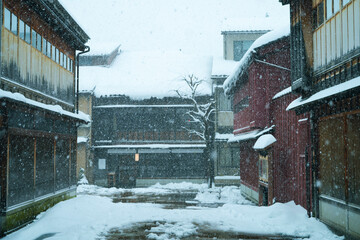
xmin=224 ymin=26 xmax=311 ymax=209
xmin=279 ymin=0 xmax=360 ymax=238
xmin=79 ymin=49 xmax=213 ymax=188
xmin=0 ymin=0 xmax=89 ymax=234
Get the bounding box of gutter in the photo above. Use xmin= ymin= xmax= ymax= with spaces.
xmin=76 ymin=46 xmax=90 ymax=113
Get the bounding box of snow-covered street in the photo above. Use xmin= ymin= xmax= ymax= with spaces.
xmin=3 ymin=183 xmax=342 ymax=240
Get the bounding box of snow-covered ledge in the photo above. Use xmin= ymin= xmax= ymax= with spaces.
xmin=253 ymin=134 xmax=276 ymax=150
xmin=287 ymin=75 xmax=360 ymax=111
xmin=0 ymin=89 xmax=90 ymax=122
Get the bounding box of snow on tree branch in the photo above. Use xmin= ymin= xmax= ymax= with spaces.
xmin=175 ymin=74 xmax=215 ymax=143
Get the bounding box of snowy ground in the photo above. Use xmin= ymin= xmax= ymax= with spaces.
xmin=3 ymin=183 xmax=343 ymax=240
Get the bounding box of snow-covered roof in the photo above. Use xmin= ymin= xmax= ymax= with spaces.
xmin=215 ymin=133 xmax=234 ymax=140
xmin=94 ymin=104 xmax=194 ymax=109
xmin=223 ymin=23 xmax=290 ymax=96
xmin=80 ymin=51 xmax=213 ymax=99
xmin=228 ymin=126 xmax=274 ymax=143
xmin=94 ymin=144 xmax=206 ymax=149
xmin=273 ymin=86 xmax=292 ymax=100
xmin=82 ymin=41 xmax=121 ymax=56
xmin=59 ymin=0 xmax=289 ymax=58
xmin=0 ymin=89 xmax=90 ymax=122
xmin=211 ymin=58 xmax=238 ymax=78
xmin=221 ymin=16 xmax=276 ymax=32
xmin=253 ymin=134 xmax=277 ymax=150
xmin=287 ymin=76 xmax=360 ymax=111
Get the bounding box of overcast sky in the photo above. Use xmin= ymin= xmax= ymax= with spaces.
xmin=59 ymin=0 xmax=289 ymax=57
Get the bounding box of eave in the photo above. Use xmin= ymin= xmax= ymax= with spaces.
xmin=23 ymin=0 xmax=90 ymax=51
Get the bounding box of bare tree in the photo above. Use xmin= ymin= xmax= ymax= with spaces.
xmin=176 ymin=74 xmax=215 ymax=188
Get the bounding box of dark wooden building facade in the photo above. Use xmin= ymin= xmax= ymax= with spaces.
xmin=279 ymin=0 xmax=360 ymax=238
xmin=91 ymin=95 xmax=208 ymax=188
xmin=225 ymin=33 xmax=312 ymax=209
xmin=0 ymin=0 xmax=89 ymax=234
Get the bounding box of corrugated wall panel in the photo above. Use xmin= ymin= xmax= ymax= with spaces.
xmin=348 ymin=3 xmax=355 ymax=51
xmin=326 ymin=22 xmax=332 ymax=64
xmin=336 ymin=14 xmax=342 ymax=58
xmin=330 ymin=19 xmax=336 ymax=61
xmin=355 ymin=0 xmax=360 ymax=49
xmin=342 ymin=8 xmax=349 ymax=54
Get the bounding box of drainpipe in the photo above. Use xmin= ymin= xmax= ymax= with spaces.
xmin=76 ymin=46 xmax=90 ymax=113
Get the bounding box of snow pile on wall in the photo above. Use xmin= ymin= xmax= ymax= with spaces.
xmin=223 ymin=23 xmax=290 ymax=96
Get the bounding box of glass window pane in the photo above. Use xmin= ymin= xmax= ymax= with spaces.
xmin=36 ymin=33 xmax=41 ymax=51
xmin=52 ymin=45 xmax=56 ymax=61
xmin=60 ymin=52 xmax=63 ymax=66
xmin=4 ymin=8 xmax=11 ymax=30
xmin=32 ymin=29 xmax=37 ymax=48
xmin=56 ymin=48 xmax=59 ymax=63
xmin=19 ymin=19 xmax=25 ymax=39
xmin=326 ymin=0 xmax=333 ymax=19
xmin=318 ymin=2 xmax=325 ymax=25
xmin=233 ymin=41 xmax=243 ymax=61
xmin=11 ymin=12 xmax=17 ymax=35
xmin=70 ymin=59 xmax=73 ymax=72
xmin=43 ymin=38 xmax=47 ymax=55
xmin=242 ymin=40 xmax=253 ymax=52
xmin=47 ymin=42 xmax=51 ymax=58
xmin=25 ymin=24 xmax=31 ymax=44
xmin=64 ymin=55 xmax=68 ymax=69
xmin=334 ymin=0 xmax=340 ymax=12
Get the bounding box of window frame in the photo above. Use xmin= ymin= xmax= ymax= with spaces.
xmin=19 ymin=19 xmax=25 ymax=40
xmin=11 ymin=11 xmax=18 ymax=35
xmin=4 ymin=7 xmax=11 ymax=30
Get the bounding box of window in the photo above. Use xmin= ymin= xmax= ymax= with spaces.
xmin=60 ymin=52 xmax=64 ymax=66
xmin=313 ymin=1 xmax=324 ymax=28
xmin=47 ymin=41 xmax=52 ymax=58
xmin=4 ymin=8 xmax=11 ymax=30
xmin=19 ymin=19 xmax=25 ymax=40
xmin=233 ymin=40 xmax=253 ymax=61
xmin=70 ymin=59 xmax=73 ymax=72
xmin=326 ymin=0 xmax=340 ymax=19
xmin=66 ymin=56 xmax=69 ymax=69
xmin=56 ymin=48 xmax=60 ymax=63
xmin=36 ymin=32 xmax=42 ymax=51
xmin=11 ymin=12 xmax=17 ymax=35
xmin=259 ymin=154 xmax=269 ymax=182
xmin=32 ymin=29 xmax=37 ymax=48
xmin=25 ymin=24 xmax=31 ymax=43
xmin=98 ymin=159 xmax=106 ymax=169
xmin=43 ymin=38 xmax=47 ymax=55
xmin=52 ymin=45 xmax=56 ymax=61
